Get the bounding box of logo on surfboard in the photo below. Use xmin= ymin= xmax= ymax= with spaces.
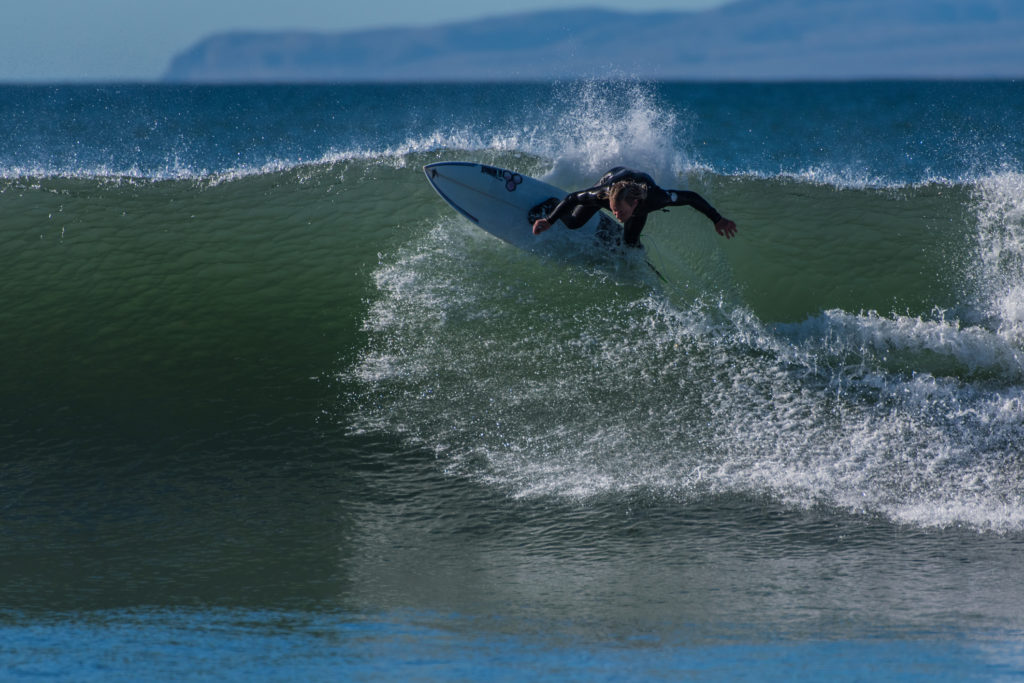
xmin=481 ymin=165 xmax=523 ymax=192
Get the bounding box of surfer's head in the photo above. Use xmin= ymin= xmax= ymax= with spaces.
xmin=609 ymin=181 xmax=646 ymax=222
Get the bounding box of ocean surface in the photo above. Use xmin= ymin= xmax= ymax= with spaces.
xmin=2 ymin=80 xmax=1023 ymax=680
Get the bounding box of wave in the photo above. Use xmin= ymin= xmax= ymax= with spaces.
xmin=339 ymin=157 xmax=1024 ymax=533
xmin=347 ymin=239 xmax=1024 ymax=533
xmin=3 ymin=153 xmax=1022 ymax=325
xmin=4 ymin=146 xmax=1024 ymax=532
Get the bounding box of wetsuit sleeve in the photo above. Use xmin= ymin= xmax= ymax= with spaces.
xmin=621 ymin=189 xmax=723 ymax=247
xmin=664 ymin=190 xmax=723 ymax=225
xmin=545 ymin=189 xmax=607 ymax=225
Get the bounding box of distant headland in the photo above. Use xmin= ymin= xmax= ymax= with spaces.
xmin=163 ymin=0 xmax=1024 ymax=83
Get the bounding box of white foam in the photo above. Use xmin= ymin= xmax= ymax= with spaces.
xmin=772 ymin=309 xmax=1024 ymax=380
xmin=533 ymin=81 xmax=691 ymax=188
xmin=338 ymin=134 xmax=1024 ymax=535
xmin=366 ymin=257 xmax=1024 ymax=530
xmin=972 ymin=171 xmax=1024 ymax=336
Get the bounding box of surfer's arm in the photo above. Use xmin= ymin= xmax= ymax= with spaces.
xmin=664 ymin=190 xmax=737 ymax=239
xmin=544 ymin=192 xmax=582 ymax=224
xmin=622 ymin=213 xmax=650 ymax=246
xmin=533 ymin=195 xmax=580 ymax=235
xmin=532 ymin=193 xmax=578 ymax=235
xmin=542 ymin=190 xmax=606 ymax=230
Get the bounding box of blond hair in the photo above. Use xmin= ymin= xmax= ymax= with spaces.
xmin=609 ymin=181 xmax=647 ymax=206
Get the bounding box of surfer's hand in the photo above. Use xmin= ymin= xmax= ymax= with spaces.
xmin=715 ymin=218 xmax=737 ymax=239
xmin=532 ymin=218 xmax=551 ymax=235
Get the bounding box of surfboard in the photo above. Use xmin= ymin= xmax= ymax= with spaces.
xmin=423 ymin=161 xmax=624 ymax=253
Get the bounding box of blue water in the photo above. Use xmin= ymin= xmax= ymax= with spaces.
xmin=2 ymin=80 xmax=1024 ymax=680
xmin=2 ymin=81 xmax=1019 ymax=182
xmin=3 ymin=609 xmax=1021 ymax=682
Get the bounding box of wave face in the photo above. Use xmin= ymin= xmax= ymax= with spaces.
xmin=2 ymin=81 xmax=1024 ymax=544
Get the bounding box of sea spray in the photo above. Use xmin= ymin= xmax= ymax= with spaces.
xmin=972 ymin=171 xmax=1024 ymax=335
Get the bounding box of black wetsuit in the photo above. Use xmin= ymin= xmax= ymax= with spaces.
xmin=544 ymin=167 xmax=723 ymax=247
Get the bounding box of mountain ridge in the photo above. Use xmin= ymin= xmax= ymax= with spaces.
xmin=163 ymin=0 xmax=1024 ymax=82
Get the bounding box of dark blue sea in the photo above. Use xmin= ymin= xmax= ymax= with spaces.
xmin=2 ymin=81 xmax=1023 ymax=680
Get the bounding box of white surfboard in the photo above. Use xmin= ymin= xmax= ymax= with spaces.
xmin=423 ymin=161 xmax=625 ymax=253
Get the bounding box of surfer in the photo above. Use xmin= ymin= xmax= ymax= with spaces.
xmin=531 ymin=167 xmax=736 ymax=246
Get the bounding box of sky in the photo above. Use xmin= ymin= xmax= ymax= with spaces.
xmin=2 ymin=0 xmax=733 ymax=82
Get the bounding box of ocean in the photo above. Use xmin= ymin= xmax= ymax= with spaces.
xmin=1 ymin=80 xmax=1023 ymax=680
